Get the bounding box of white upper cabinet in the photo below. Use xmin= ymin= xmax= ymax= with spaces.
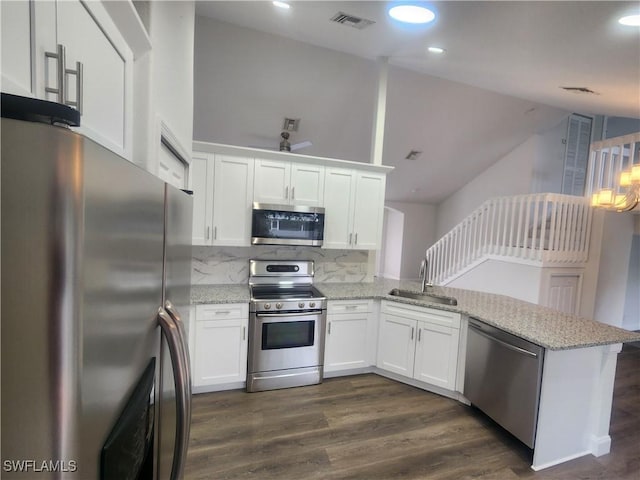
xmin=190 ymin=152 xmax=254 ymax=246
xmin=323 ymin=167 xmax=386 ymax=249
xmin=212 ymin=154 xmax=255 ymax=245
xmin=1 ymin=1 xmax=55 ymax=97
xmin=190 ymin=153 xmax=214 ymax=245
xmin=1 ymin=0 xmax=134 ymax=159
xmin=254 ymin=159 xmax=324 ymax=206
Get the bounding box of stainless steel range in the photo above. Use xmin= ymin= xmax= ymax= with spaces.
xmin=247 ymin=259 xmax=327 ymax=392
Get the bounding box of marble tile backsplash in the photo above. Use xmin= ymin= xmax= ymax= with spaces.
xmin=192 ymin=246 xmax=372 ymax=284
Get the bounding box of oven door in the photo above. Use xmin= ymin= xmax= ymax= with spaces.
xmin=249 ymin=310 xmax=325 ymax=373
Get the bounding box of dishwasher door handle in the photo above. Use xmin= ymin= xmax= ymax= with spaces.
xmin=468 ymin=323 xmax=539 ymax=358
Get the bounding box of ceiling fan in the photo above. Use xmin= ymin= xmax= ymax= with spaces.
xmin=249 ymin=118 xmax=313 ymax=152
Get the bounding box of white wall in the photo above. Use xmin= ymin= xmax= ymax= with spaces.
xmin=435 ymin=136 xmax=536 ymax=237
xmin=622 ymin=216 xmax=640 ymax=331
xmin=149 ymin=1 xmax=195 ymax=156
xmin=435 ymin=117 xmax=570 ymax=238
xmin=530 ymin=118 xmax=569 ymax=194
xmin=380 ymin=207 xmax=404 ymax=280
xmin=385 ymin=201 xmax=437 ymax=280
xmin=193 ymin=16 xmax=376 ymax=162
xmin=592 ymin=212 xmax=635 ymax=328
xmin=132 ymin=1 xmax=195 ymax=172
xmin=447 ymin=259 xmax=543 ymax=304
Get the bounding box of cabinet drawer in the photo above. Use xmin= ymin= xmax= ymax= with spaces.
xmin=381 ymin=301 xmax=460 ymax=329
xmin=195 ymin=303 xmax=248 ymax=321
xmin=327 ymin=299 xmax=372 ymax=314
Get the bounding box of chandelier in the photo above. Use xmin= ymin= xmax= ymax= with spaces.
xmin=591 ymin=164 xmax=640 ymax=212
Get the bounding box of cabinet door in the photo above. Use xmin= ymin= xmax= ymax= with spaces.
xmin=194 ymin=318 xmax=248 ymax=387
xmin=212 ymin=155 xmax=254 ymax=246
xmin=377 ymin=313 xmax=416 ymax=378
xmin=1 ymin=1 xmax=55 ymax=97
xmin=323 ymin=167 xmax=355 ymax=249
xmin=352 ymin=172 xmax=386 ymax=249
xmin=414 ymin=322 xmax=459 ymax=390
xmin=291 ymin=163 xmax=324 ymax=206
xmin=56 ymin=0 xmax=133 ymax=158
xmin=325 ymin=312 xmax=370 ymax=372
xmin=190 ymin=153 xmax=214 ymax=245
xmin=253 ymin=159 xmax=291 ymax=204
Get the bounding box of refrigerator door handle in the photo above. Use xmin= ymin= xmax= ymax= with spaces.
xmin=165 ymin=300 xmax=192 ymax=376
xmin=157 ymin=307 xmax=192 ymax=480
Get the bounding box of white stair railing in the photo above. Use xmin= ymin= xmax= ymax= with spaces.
xmin=586 ymin=132 xmax=640 ymax=198
xmin=426 ymin=194 xmax=592 ymax=285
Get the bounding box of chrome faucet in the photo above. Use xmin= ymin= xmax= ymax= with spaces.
xmin=419 ymin=258 xmax=433 ymax=293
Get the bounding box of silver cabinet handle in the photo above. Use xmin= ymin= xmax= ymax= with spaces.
xmin=243 ymin=326 xmax=246 ymax=341
xmin=44 ymin=44 xmax=65 ymax=103
xmin=411 ymin=327 xmax=415 ymax=340
xmin=345 ymin=305 xmax=357 ymax=310
xmin=157 ymin=306 xmax=191 ymax=480
xmin=206 ymin=226 xmax=210 ymax=240
xmin=328 ymin=321 xmax=332 ymax=334
xmin=349 ymin=233 xmax=353 ymax=245
xmin=418 ymin=328 xmax=422 ymax=342
xmin=285 ymin=186 xmax=289 ymax=200
xmin=355 ymin=233 xmax=358 ymax=245
xmin=65 ymin=61 xmax=83 ymax=114
xmin=214 ymin=226 xmax=217 ymax=240
xmin=291 ymin=186 xmax=295 ymax=200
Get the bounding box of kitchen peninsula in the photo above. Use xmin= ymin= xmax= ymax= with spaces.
xmin=190 ymin=279 xmax=640 ymax=471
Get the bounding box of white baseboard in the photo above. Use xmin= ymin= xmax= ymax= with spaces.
xmin=589 ymin=434 xmax=611 ymax=457
xmin=531 ymin=450 xmax=591 ymax=471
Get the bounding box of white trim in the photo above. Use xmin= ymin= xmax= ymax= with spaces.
xmin=100 ymin=0 xmax=151 ymax=59
xmin=193 ymin=140 xmax=393 ymax=174
xmin=159 ymin=116 xmax=192 ymax=165
xmin=588 ymin=434 xmax=612 ymax=457
xmin=531 ymin=450 xmax=591 ymax=471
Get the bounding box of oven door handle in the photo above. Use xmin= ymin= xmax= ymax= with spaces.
xmin=256 ymin=311 xmax=321 ymax=318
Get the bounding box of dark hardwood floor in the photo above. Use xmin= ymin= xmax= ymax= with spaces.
xmin=185 ymin=345 xmax=640 ymax=479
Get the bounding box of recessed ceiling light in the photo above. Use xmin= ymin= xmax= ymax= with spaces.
xmin=272 ymin=1 xmax=290 ymax=10
xmin=388 ymin=5 xmax=436 ymax=24
xmin=618 ymin=14 xmax=640 ymax=26
xmin=427 ymin=46 xmax=445 ymax=54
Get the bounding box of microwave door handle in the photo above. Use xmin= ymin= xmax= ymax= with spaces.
xmin=157 ymin=308 xmax=191 ymax=480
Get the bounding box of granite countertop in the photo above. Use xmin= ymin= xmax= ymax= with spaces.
xmin=191 ymin=279 xmax=640 ymax=351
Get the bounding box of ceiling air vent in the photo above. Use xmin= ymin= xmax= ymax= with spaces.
xmin=405 ymin=150 xmax=422 ymax=161
xmin=330 ymin=12 xmax=375 ymax=30
xmin=560 ymin=86 xmax=599 ymax=95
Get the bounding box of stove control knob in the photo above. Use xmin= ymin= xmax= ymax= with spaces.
xmin=264 ymin=303 xmax=271 ymax=310
xmin=276 ymin=303 xmax=283 ymax=309
xmin=298 ymin=302 xmax=305 ymax=309
xmin=309 ymin=302 xmax=316 ymax=308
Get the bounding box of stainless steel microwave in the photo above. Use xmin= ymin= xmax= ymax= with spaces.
xmin=251 ymin=203 xmax=325 ymax=246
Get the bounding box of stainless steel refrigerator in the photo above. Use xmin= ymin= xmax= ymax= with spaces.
xmin=1 ymin=96 xmax=193 ymax=479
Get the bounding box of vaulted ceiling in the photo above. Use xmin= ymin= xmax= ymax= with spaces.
xmin=194 ymin=1 xmax=640 ymax=203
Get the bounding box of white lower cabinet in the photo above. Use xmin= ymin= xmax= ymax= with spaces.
xmin=377 ymin=301 xmax=460 ymax=391
xmin=324 ymin=300 xmax=375 ymax=373
xmin=192 ymin=303 xmax=249 ymax=390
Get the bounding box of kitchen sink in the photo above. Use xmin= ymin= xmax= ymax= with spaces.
xmin=388 ymin=288 xmax=458 ymax=306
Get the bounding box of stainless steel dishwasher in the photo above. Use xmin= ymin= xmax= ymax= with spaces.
xmin=464 ymin=318 xmax=545 ymax=449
